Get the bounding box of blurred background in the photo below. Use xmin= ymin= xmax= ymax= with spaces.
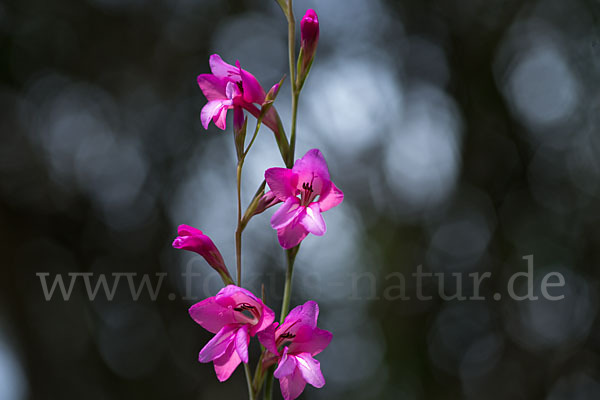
xmin=2 ymin=0 xmax=600 ymax=399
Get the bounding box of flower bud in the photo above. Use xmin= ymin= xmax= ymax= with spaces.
xmin=298 ymin=9 xmax=319 ymax=89
xmin=264 ymin=83 xmax=280 ymax=106
xmin=300 ymin=9 xmax=319 ymax=59
xmin=253 ymin=190 xmax=282 ymax=216
xmin=172 ymin=225 xmax=234 ymax=285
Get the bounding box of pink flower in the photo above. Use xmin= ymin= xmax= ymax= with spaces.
xmin=189 ymin=285 xmax=275 ymax=381
xmin=197 ymin=54 xmax=280 ymax=134
xmin=264 ymin=149 xmax=344 ymax=249
xmin=258 ymin=301 xmax=332 ymax=400
xmin=172 ymin=224 xmax=233 ymax=283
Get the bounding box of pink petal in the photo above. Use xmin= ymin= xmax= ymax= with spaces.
xmin=292 ymin=149 xmax=331 ymax=182
xmin=300 ymin=203 xmax=326 ymax=235
xmin=213 ymin=341 xmax=242 ymax=382
xmin=236 ymin=60 xmax=266 ymax=104
xmin=274 ymin=348 xmax=296 ymax=379
xmin=177 ymin=224 xmax=203 ymax=237
xmin=189 ymin=297 xmax=238 ymax=333
xmin=276 ymin=223 xmax=309 ymax=249
xmin=213 ymin=105 xmax=229 ymax=130
xmin=295 ymin=353 xmax=325 ymax=388
xmin=289 ymin=327 xmax=332 ymax=356
xmin=198 ymin=324 xmax=237 ymax=362
xmin=200 ymin=100 xmax=226 ymax=130
xmin=257 ymin=323 xmax=279 ymax=356
xmin=225 ymin=81 xmax=241 ymax=100
xmin=317 ymin=182 xmax=344 ymax=212
xmin=217 ymin=284 xmax=258 ymax=300
xmin=281 ymin=301 xmax=319 ymax=331
xmin=278 ymin=368 xmax=307 ymax=400
xmin=265 ymin=168 xmax=297 ymax=201
xmin=235 ymin=324 xmax=250 ymax=363
xmin=209 ymin=54 xmax=240 ymax=81
xmin=291 ymin=149 xmax=332 ymax=196
xmin=271 ymin=197 xmax=303 ymax=230
xmin=197 ymin=74 xmax=227 ymax=101
xmin=252 ymin=301 xmax=276 ymax=336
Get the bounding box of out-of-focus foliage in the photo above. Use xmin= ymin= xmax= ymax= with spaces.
xmin=1 ymin=0 xmax=600 ymax=399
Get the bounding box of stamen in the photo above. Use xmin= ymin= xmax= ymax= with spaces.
xmin=233 ymin=302 xmax=256 ymax=312
xmin=300 ymin=175 xmax=317 ymax=206
xmin=233 ymin=302 xmax=259 ymax=323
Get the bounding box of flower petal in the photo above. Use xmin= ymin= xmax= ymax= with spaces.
xmin=235 ymin=324 xmax=250 ymax=363
xmin=212 ymin=105 xmax=229 ymax=130
xmin=200 ymin=100 xmax=227 ymax=130
xmin=295 ymin=353 xmax=325 ymax=388
xmin=257 ymin=323 xmax=279 ymax=356
xmin=252 ymin=301 xmax=276 ymax=336
xmin=300 ymin=203 xmax=326 ymax=235
xmin=273 ymin=348 xmax=296 ymax=379
xmin=276 ymin=223 xmax=309 ymax=249
xmin=237 ymin=60 xmax=266 ymax=104
xmin=278 ymin=368 xmax=307 ymax=400
xmin=317 ymin=181 xmax=344 ymax=212
xmin=213 ymin=341 xmax=242 ymax=382
xmin=271 ymin=197 xmax=303 ymax=230
xmin=209 ymin=54 xmax=240 ymax=81
xmin=197 ymin=74 xmax=227 ymax=101
xmin=289 ymin=327 xmax=332 ymax=357
xmin=279 ymin=301 xmax=319 ymax=333
xmin=189 ymin=297 xmax=237 ymax=333
xmin=177 ymin=224 xmax=203 ymax=237
xmin=198 ymin=324 xmax=237 ymax=362
xmin=292 ymin=149 xmax=331 ymax=182
xmin=265 ymin=168 xmax=297 ymax=201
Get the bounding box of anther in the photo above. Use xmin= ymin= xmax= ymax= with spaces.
xmin=233 ymin=303 xmax=256 ymax=312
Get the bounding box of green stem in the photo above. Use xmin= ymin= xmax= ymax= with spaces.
xmin=263 ymin=367 xmax=275 ymax=400
xmin=244 ymin=119 xmax=263 ymax=158
xmin=280 ymin=246 xmax=298 ymax=321
xmin=263 ymin=2 xmax=302 ymax=398
xmin=285 ymin=0 xmax=297 ymax=168
xmin=235 ymin=162 xmax=243 ymax=286
xmin=288 ymin=91 xmax=299 ymax=167
xmin=287 ymin=8 xmax=296 ymax=100
xmin=261 ymin=247 xmax=298 ymax=399
xmin=244 ymin=363 xmax=255 ymax=400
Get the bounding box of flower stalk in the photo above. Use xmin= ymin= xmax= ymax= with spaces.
xmin=177 ymin=3 xmax=336 ymax=400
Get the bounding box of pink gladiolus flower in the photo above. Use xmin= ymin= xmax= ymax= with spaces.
xmin=264 ymin=149 xmax=343 ymax=249
xmin=258 ymin=301 xmax=332 ymax=400
xmin=172 ymin=224 xmax=233 ymax=283
xmin=197 ymin=54 xmax=280 ymax=134
xmin=189 ymin=285 xmax=275 ymax=381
